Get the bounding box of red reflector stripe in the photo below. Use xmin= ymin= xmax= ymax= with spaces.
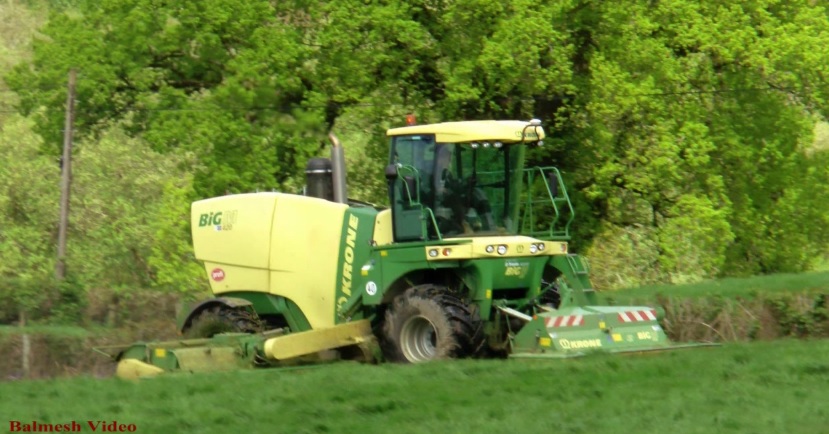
xmin=617 ymin=309 xmax=657 ymax=323
xmin=545 ymin=315 xmax=584 ymax=328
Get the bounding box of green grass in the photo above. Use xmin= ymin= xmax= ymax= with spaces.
xmin=1 ymin=340 xmax=828 ymax=433
xmin=602 ymin=271 xmax=829 ymax=305
xmin=0 ymin=324 xmax=93 ymax=338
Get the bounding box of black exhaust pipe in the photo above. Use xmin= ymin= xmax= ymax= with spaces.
xmin=304 ymin=158 xmax=334 ymax=201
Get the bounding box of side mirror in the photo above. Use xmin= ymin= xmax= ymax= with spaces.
xmin=547 ymin=173 xmax=559 ymax=198
xmin=385 ymin=164 xmax=398 ymax=181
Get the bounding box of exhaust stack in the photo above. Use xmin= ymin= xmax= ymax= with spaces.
xmin=329 ymin=133 xmax=348 ymax=204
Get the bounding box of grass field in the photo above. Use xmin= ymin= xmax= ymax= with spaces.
xmin=602 ymin=270 xmax=829 ymax=304
xmin=1 ymin=339 xmax=828 ymax=434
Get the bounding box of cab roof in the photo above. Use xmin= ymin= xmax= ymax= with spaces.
xmin=386 ymin=120 xmax=545 ymax=144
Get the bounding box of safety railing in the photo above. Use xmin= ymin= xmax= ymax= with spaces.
xmin=519 ymin=166 xmax=574 ymax=240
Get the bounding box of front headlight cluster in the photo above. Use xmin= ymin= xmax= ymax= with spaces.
xmin=485 ymin=243 xmax=547 ymax=255
xmin=485 ymin=244 xmax=508 ymax=255
xmin=428 ymin=248 xmax=454 ymax=258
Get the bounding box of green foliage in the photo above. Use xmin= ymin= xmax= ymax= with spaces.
xmin=148 ymin=175 xmax=208 ymax=293
xmin=0 ymin=0 xmax=46 ymax=119
xmin=564 ymin=1 xmax=829 ymax=285
xmin=67 ymin=124 xmax=197 ymax=293
xmin=0 ymin=114 xmax=60 ymax=316
xmin=4 ymin=0 xmax=829 ymax=299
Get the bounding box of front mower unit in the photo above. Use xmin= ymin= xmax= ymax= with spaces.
xmin=510 ymin=305 xmax=710 ymax=358
xmin=101 ymin=321 xmax=378 ymax=379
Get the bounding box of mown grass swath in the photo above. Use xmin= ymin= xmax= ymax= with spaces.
xmin=604 ymin=271 xmax=829 ymax=304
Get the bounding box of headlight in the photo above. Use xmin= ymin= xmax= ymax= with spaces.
xmin=497 ymin=245 xmax=507 ymax=255
xmin=485 ymin=245 xmax=495 ymax=254
xmin=537 ymin=243 xmax=545 ymax=251
xmin=529 ymin=244 xmax=538 ymax=254
xmin=429 ymin=249 xmax=439 ymax=257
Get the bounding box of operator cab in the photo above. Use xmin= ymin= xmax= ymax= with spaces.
xmin=385 ymin=120 xmax=546 ymax=242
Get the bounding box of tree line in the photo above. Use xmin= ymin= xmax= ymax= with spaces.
xmin=1 ymin=0 xmax=828 ymax=323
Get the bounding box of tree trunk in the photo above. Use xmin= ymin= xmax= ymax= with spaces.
xmin=19 ymin=310 xmax=30 ymax=379
xmin=106 ymin=293 xmax=119 ymax=327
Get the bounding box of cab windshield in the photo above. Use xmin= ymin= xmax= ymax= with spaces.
xmin=391 ymin=135 xmax=524 ymax=238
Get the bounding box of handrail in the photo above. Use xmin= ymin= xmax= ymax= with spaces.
xmin=519 ymin=166 xmax=574 ymax=239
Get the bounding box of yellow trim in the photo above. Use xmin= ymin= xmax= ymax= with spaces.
xmin=387 ymin=120 xmax=546 ymax=144
xmin=116 ymin=359 xmax=164 ymax=380
xmin=425 ymin=236 xmax=567 ymax=261
xmin=373 ymin=209 xmax=393 ymax=246
xmin=263 ymin=320 xmax=372 ymax=360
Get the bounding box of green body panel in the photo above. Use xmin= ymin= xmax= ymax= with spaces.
xmin=550 ymin=254 xmax=598 ymax=307
xmin=334 ymin=206 xmax=380 ymax=322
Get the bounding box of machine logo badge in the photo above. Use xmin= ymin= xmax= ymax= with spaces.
xmin=211 ymin=268 xmax=225 ymax=282
xmin=365 ymin=281 xmax=377 ymax=296
xmin=199 ymin=210 xmax=238 ymax=231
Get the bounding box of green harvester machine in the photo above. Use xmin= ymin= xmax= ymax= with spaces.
xmin=101 ymin=119 xmax=708 ymax=379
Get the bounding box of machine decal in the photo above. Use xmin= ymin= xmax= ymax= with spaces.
xmin=617 ymin=309 xmax=657 ymax=323
xmin=339 ymin=215 xmax=360 ymax=303
xmin=545 ymin=315 xmax=584 ymax=327
xmin=211 ymin=268 xmax=225 ymax=282
xmin=198 ymin=209 xmax=238 ymax=231
xmin=514 ymin=130 xmax=540 ymax=139
xmin=504 ymin=260 xmax=529 ymax=278
xmin=558 ymin=338 xmax=602 ymax=349
xmin=637 ymin=331 xmax=656 ymax=341
xmin=365 ymin=281 xmax=377 ymax=296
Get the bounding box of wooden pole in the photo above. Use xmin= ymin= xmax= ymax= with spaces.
xmin=56 ymin=69 xmax=76 ymax=281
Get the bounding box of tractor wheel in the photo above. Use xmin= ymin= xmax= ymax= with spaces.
xmin=382 ymin=284 xmax=483 ymax=363
xmin=183 ymin=305 xmax=263 ymax=338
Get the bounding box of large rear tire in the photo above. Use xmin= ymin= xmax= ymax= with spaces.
xmin=382 ymin=284 xmax=483 ymax=363
xmin=183 ymin=305 xmax=263 ymax=338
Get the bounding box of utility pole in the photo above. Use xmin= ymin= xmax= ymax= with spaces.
xmin=56 ymin=69 xmax=76 ymax=281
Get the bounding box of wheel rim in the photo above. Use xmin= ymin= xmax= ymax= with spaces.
xmin=400 ymin=315 xmax=438 ymax=362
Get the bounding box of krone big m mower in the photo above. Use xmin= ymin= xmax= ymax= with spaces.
xmin=101 ymin=119 xmax=706 ymax=379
